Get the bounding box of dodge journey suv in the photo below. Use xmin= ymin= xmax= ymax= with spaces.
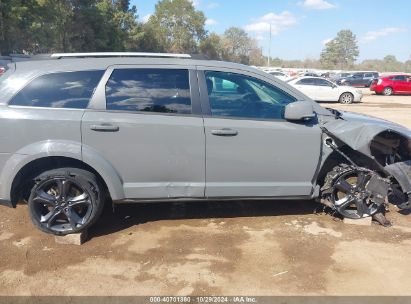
xmin=0 ymin=53 xmax=410 ymax=235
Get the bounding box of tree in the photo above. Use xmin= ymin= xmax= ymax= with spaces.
xmin=0 ymin=0 xmax=41 ymax=54
xmin=320 ymin=29 xmax=359 ymax=69
xmin=146 ymin=0 xmax=206 ymax=53
xmin=382 ymin=55 xmax=401 ymax=71
xmin=0 ymin=0 xmax=144 ymax=54
xmin=221 ymin=27 xmax=253 ymax=64
xmin=199 ymin=32 xmax=223 ymax=59
xmin=405 ymin=59 xmax=411 ymax=73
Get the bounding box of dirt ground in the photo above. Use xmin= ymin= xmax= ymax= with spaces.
xmin=1 ymin=90 xmax=411 ymax=296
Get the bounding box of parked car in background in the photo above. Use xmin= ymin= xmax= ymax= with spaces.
xmin=0 ymin=66 xmax=6 ymax=76
xmin=0 ymin=54 xmax=48 ymax=72
xmin=337 ymin=72 xmax=379 ymax=87
xmin=321 ymin=72 xmax=336 ymax=80
xmin=288 ymin=76 xmax=362 ymax=103
xmin=330 ymin=72 xmax=351 ymax=82
xmin=300 ymin=72 xmax=321 ymax=77
xmin=370 ymin=74 xmax=411 ymax=96
xmin=268 ymin=71 xmax=290 ymax=81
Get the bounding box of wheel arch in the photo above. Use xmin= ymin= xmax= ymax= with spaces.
xmin=316 ymin=144 xmax=381 ymax=188
xmin=317 ymin=130 xmax=411 ymax=183
xmin=340 ymin=91 xmax=354 ymax=97
xmin=1 ymin=141 xmax=124 ymax=206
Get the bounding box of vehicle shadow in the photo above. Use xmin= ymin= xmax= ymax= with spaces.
xmin=89 ymin=199 xmax=321 ymax=238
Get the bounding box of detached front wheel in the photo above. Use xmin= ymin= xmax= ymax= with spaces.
xmin=28 ymin=168 xmax=105 ymax=235
xmin=322 ymin=164 xmax=387 ymax=219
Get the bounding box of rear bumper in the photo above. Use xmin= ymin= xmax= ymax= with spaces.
xmin=0 ymin=199 xmax=13 ymax=208
xmin=370 ymin=84 xmax=384 ymax=93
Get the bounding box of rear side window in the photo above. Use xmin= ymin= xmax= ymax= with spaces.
xmin=9 ymin=70 xmax=103 ymax=108
xmin=105 ymin=68 xmax=191 ymax=114
xmin=296 ymin=78 xmax=315 ymax=85
xmin=391 ymin=75 xmax=406 ymax=81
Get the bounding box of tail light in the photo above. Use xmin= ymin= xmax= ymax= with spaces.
xmin=0 ymin=66 xmax=6 ymax=76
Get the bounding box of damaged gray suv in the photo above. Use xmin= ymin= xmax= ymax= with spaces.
xmin=0 ymin=52 xmax=410 ymax=235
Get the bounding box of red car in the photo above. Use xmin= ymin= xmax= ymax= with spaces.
xmin=0 ymin=66 xmax=6 ymax=76
xmin=370 ymin=74 xmax=411 ymax=95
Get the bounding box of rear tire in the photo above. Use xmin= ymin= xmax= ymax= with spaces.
xmin=28 ymin=168 xmax=105 ymax=235
xmin=339 ymin=92 xmax=354 ymax=104
xmin=383 ymin=87 xmax=393 ymax=96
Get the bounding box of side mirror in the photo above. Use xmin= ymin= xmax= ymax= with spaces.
xmin=284 ymin=101 xmax=315 ymax=121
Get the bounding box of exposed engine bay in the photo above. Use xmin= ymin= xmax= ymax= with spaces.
xmin=317 ymin=111 xmax=411 ymax=226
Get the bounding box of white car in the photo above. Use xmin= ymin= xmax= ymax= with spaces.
xmin=268 ymin=71 xmax=290 ymax=82
xmin=287 ymin=76 xmax=363 ymax=104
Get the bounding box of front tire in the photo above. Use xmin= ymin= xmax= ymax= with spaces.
xmin=28 ymin=168 xmax=105 ymax=235
xmin=339 ymin=92 xmax=354 ymax=104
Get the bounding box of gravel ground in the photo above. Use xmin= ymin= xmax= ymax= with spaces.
xmin=1 ymin=90 xmax=411 ymax=296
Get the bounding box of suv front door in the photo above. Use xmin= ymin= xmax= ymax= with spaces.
xmin=82 ymin=66 xmax=205 ymax=199
xmin=392 ymin=75 xmax=408 ymax=93
xmin=198 ymin=68 xmax=322 ymax=198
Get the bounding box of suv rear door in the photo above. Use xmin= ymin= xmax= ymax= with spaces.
xmin=198 ymin=67 xmax=322 ymax=198
xmin=349 ymin=73 xmax=364 ymax=86
xmin=81 ymin=65 xmax=205 ymax=199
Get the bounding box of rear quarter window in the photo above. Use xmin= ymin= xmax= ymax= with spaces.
xmin=296 ymin=78 xmax=315 ymax=85
xmin=9 ymin=70 xmax=104 ymax=109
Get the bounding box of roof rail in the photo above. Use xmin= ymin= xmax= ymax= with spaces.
xmin=50 ymin=52 xmax=191 ymax=59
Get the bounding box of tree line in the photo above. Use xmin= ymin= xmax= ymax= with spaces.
xmin=1 ymin=0 xmax=410 ymax=72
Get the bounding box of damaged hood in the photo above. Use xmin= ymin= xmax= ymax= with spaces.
xmin=320 ymin=110 xmax=411 ymax=155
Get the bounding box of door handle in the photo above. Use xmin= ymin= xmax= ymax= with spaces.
xmin=90 ymin=124 xmax=119 ymax=132
xmin=211 ymin=128 xmax=238 ymax=136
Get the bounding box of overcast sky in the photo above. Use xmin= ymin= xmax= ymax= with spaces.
xmin=131 ymin=0 xmax=411 ymax=62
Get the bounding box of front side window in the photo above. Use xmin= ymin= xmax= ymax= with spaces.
xmin=205 ymin=71 xmax=296 ymax=120
xmin=106 ymin=68 xmax=191 ymax=114
xmin=9 ymin=70 xmax=104 ymax=108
